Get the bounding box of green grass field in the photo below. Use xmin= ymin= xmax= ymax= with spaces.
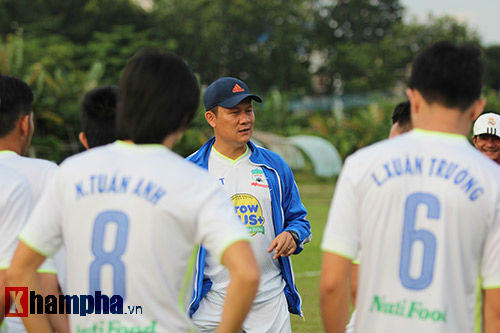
xmin=290 ymin=173 xmax=336 ymax=332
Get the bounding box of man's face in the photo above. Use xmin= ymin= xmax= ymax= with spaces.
xmin=473 ymin=134 xmax=500 ymax=164
xmin=210 ymin=99 xmax=255 ymax=149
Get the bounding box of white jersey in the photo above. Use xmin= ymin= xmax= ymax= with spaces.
xmin=20 ymin=141 xmax=250 ymax=332
xmin=0 ymin=150 xmax=63 ymax=288
xmin=322 ymin=129 xmax=500 ymax=332
xmin=0 ymin=151 xmax=57 ymax=202
xmin=205 ymin=147 xmax=285 ymax=304
xmin=0 ymin=151 xmax=61 ymax=333
xmin=0 ymin=166 xmax=33 ymax=269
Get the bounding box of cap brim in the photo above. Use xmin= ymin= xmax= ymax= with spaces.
xmin=218 ymin=94 xmax=262 ymax=109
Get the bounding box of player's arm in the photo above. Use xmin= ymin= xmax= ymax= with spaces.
xmin=39 ymin=273 xmax=69 ymax=332
xmin=269 ymin=162 xmax=311 ymax=258
xmin=483 ymin=288 xmax=500 ymax=333
xmin=0 ymin=269 xmax=6 ymax=323
xmin=217 ymin=240 xmax=260 ymax=333
xmin=320 ymin=251 xmax=352 ymax=333
xmin=7 ymin=241 xmax=53 ymax=333
xmin=350 ymin=262 xmax=359 ymax=307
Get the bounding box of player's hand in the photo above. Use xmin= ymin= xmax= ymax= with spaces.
xmin=267 ymin=231 xmax=297 ymax=259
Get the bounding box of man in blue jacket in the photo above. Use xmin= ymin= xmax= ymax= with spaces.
xmin=188 ymin=77 xmax=311 ymax=333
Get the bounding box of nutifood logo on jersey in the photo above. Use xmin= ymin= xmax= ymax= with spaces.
xmin=370 ymin=294 xmax=447 ymax=323
xmin=250 ymin=168 xmax=269 ymax=188
xmin=231 ymin=193 xmax=265 ymax=236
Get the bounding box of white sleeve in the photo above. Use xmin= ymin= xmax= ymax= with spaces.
xmin=481 ymin=200 xmax=500 ymax=289
xmin=195 ymin=185 xmax=250 ymax=263
xmin=19 ymin=172 xmax=63 ymax=258
xmin=321 ymin=160 xmax=360 ymax=260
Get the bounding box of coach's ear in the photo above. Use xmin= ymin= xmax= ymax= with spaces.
xmin=79 ymin=132 xmax=89 ymax=150
xmin=205 ymin=111 xmax=216 ymax=129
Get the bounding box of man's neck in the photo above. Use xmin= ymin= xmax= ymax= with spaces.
xmin=212 ymin=140 xmax=248 ymax=160
xmin=413 ymin=104 xmax=473 ymax=136
xmin=0 ymin=138 xmax=22 ymax=155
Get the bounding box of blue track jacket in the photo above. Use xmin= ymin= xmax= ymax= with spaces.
xmin=187 ymin=138 xmax=311 ymax=317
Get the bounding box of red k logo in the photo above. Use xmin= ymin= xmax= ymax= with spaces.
xmin=5 ymin=287 xmax=28 ymax=317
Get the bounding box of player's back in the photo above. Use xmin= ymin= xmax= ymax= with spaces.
xmin=22 ymin=141 xmax=247 ymax=331
xmin=0 ymin=165 xmax=33 ymax=269
xmin=344 ymin=129 xmax=500 ymax=332
xmin=0 ymin=151 xmax=57 ymax=202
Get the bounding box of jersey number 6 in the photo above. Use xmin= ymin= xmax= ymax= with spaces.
xmin=89 ymin=210 xmax=130 ymax=299
xmin=399 ymin=192 xmax=440 ymax=290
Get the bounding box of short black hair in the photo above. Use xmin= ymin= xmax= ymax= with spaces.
xmin=117 ymin=49 xmax=200 ymax=144
xmin=408 ymin=41 xmax=483 ymax=112
xmin=81 ymin=86 xmax=118 ymax=148
xmin=392 ymin=101 xmax=411 ymax=126
xmin=0 ymin=75 xmax=34 ymax=137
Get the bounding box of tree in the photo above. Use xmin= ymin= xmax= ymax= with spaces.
xmin=0 ymin=0 xmax=150 ymax=43
xmin=483 ymin=45 xmax=500 ymax=92
xmin=153 ymin=0 xmax=313 ymax=93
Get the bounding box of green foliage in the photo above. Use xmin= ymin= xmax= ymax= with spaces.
xmin=1 ymin=32 xmax=105 ymax=162
xmin=483 ymin=45 xmax=500 ymax=91
xmin=0 ymin=0 xmax=150 ymax=43
xmin=82 ymin=25 xmax=176 ymax=84
xmin=255 ymin=89 xmax=291 ymax=134
xmin=303 ymin=101 xmax=394 ymax=159
xmin=484 ymin=88 xmax=500 ymax=113
xmin=153 ymin=0 xmax=313 ymax=94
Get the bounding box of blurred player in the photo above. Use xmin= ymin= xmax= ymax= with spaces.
xmin=79 ymin=85 xmax=119 ymax=149
xmin=472 ymin=112 xmax=500 ymax=165
xmin=0 ymin=75 xmax=67 ymax=332
xmin=0 ymin=166 xmax=32 ymax=325
xmin=320 ymin=41 xmax=500 ymax=332
xmin=188 ymin=77 xmax=311 ymax=333
xmin=347 ymin=99 xmax=414 ymax=333
xmin=389 ymin=101 xmax=412 ymax=138
xmin=7 ymin=49 xmax=259 ymax=332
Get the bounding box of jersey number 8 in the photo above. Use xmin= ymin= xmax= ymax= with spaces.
xmin=89 ymin=210 xmax=130 ymax=299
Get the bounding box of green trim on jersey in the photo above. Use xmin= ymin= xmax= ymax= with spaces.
xmin=179 ymin=246 xmax=198 ymax=333
xmin=211 ymin=146 xmax=249 ymax=165
xmin=352 ymin=260 xmax=360 ymax=265
xmin=179 ymin=246 xmax=197 ymax=310
xmin=322 ymin=249 xmax=355 ymax=261
xmin=115 ymin=140 xmax=166 ymax=149
xmin=413 ymin=128 xmax=468 ymax=141
xmin=0 ymin=266 xmax=56 ymax=274
xmin=217 ymin=237 xmax=252 ymax=264
xmin=18 ymin=235 xmax=50 ymax=258
xmin=37 ymin=269 xmax=57 ymax=274
xmin=483 ymin=284 xmax=500 ymax=289
xmin=474 ymin=275 xmax=483 ymax=333
xmin=0 ymin=150 xmax=17 ymax=155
